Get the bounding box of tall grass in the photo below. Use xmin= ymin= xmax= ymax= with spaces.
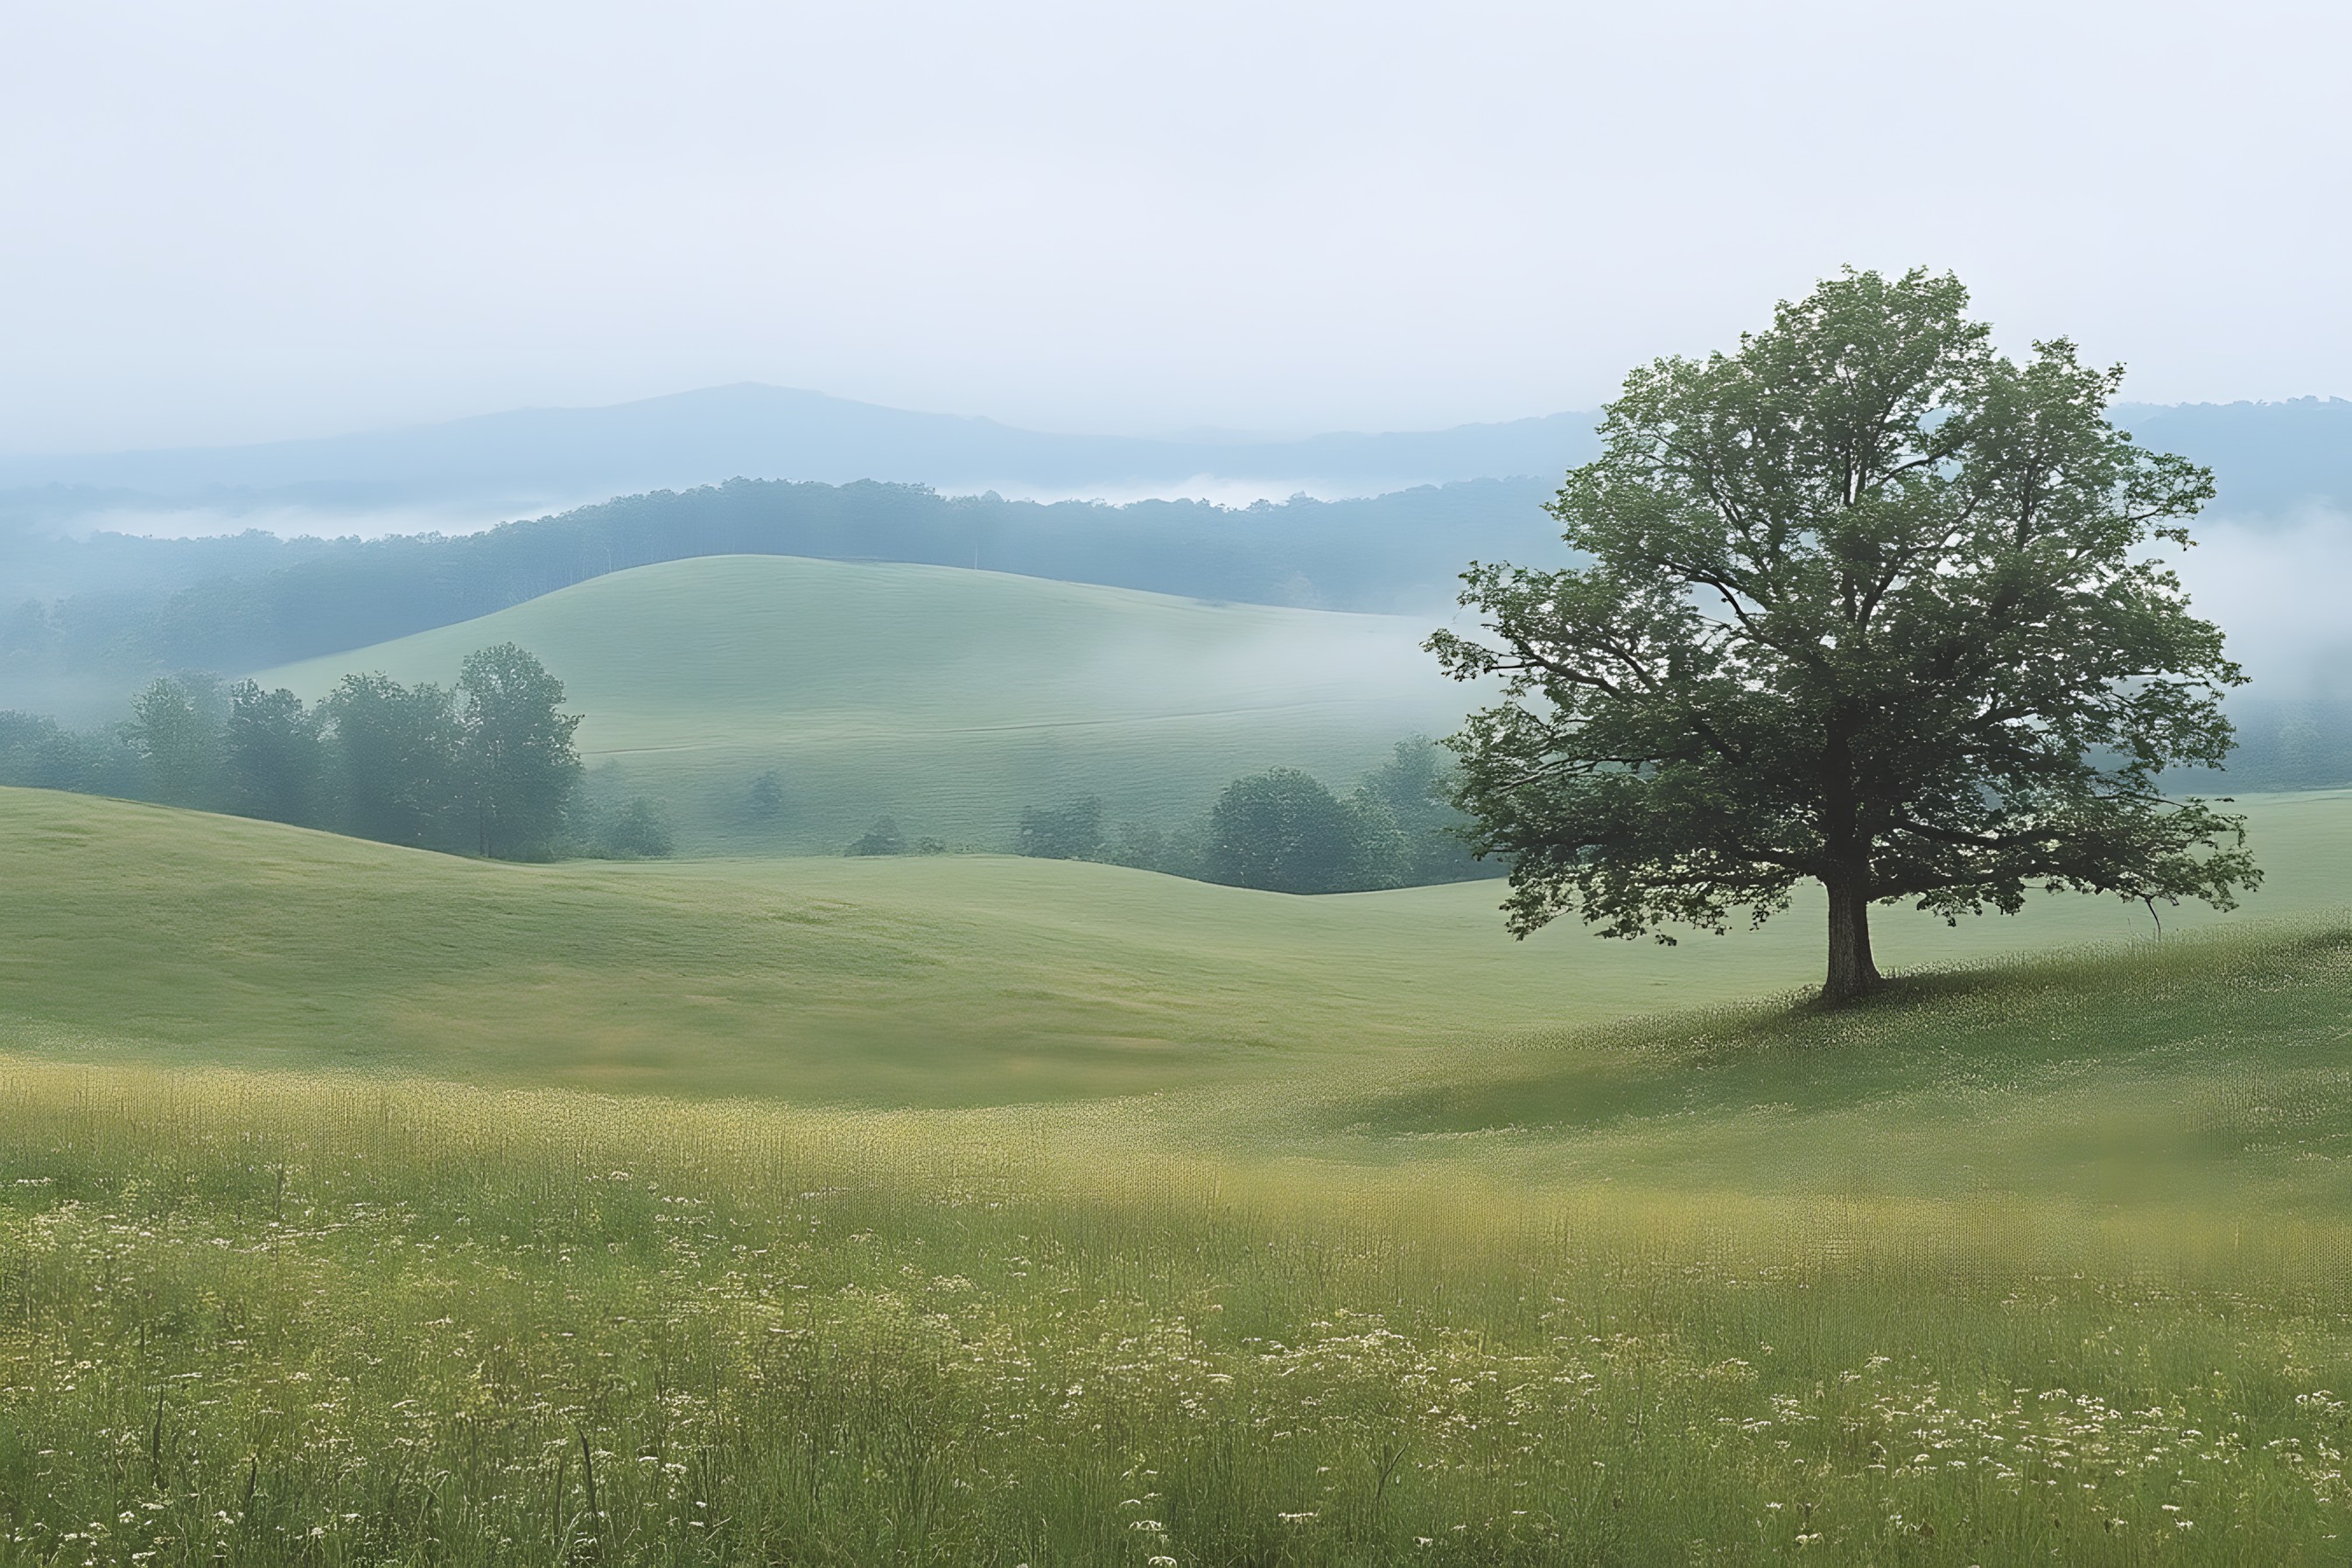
xmin=6 ymin=792 xmax=2352 ymax=1560
xmin=7 ymin=969 xmax=2352 ymax=1564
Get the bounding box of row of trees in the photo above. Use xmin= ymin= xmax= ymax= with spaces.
xmin=0 ymin=644 xmax=668 ymax=861
xmin=1 ymin=480 xmax=1562 ymax=688
xmin=995 ymin=738 xmax=1496 ymax=893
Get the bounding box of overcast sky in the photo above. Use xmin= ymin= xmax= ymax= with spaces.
xmin=4 ymin=0 xmax=2347 ymax=455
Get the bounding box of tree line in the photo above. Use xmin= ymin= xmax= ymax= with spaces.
xmin=0 ymin=643 xmax=672 ymax=861
xmin=836 ymin=737 xmax=1500 ymax=894
xmin=0 ymin=480 xmax=1558 ymax=698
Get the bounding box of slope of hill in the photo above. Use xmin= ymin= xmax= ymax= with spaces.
xmin=0 ymin=479 xmax=1561 ymax=707
xmin=254 ymin=554 xmax=1484 ymax=852
xmin=9 ymin=786 xmax=2352 ymax=1555
xmin=5 ymin=785 xmax=2348 ymax=1105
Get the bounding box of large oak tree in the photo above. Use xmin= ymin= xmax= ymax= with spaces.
xmin=1428 ymin=269 xmax=2258 ymax=1004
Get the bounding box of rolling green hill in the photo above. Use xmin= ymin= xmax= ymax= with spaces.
xmin=255 ymin=554 xmax=1474 ymax=854
xmin=6 ymin=784 xmax=2352 ymax=1560
xmin=5 ymin=785 xmax=2348 ymax=1105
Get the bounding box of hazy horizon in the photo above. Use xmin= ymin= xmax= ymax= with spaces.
xmin=9 ymin=1 xmax=2349 ymax=454
xmin=8 ymin=379 xmax=2352 ymax=467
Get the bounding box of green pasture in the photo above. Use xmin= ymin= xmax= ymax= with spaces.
xmin=4 ymin=785 xmax=2347 ymax=1105
xmin=5 ymin=788 xmax=2352 ymax=1561
xmin=4 ymin=920 xmax=2352 ymax=1561
xmin=255 ymin=555 xmax=1474 ymax=853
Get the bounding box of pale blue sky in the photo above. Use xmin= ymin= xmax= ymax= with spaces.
xmin=4 ymin=0 xmax=2346 ymax=453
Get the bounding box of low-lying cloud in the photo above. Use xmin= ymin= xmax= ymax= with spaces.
xmin=2174 ymin=513 xmax=2352 ymax=700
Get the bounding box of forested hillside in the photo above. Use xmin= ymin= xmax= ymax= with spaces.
xmin=8 ymin=395 xmax=2351 ymax=723
xmin=0 ymin=479 xmax=1555 ymax=710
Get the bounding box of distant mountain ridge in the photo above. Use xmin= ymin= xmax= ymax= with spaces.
xmin=0 ymin=385 xmax=1602 ymax=524
xmin=4 ymin=386 xmax=2345 ymax=535
xmin=2112 ymin=399 xmax=2352 ymax=521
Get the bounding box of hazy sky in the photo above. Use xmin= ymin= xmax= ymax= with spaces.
xmin=5 ymin=0 xmax=2348 ymax=454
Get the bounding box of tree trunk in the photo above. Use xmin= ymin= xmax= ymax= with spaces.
xmin=1823 ymin=878 xmax=1883 ymax=1005
xmin=1817 ymin=709 xmax=1880 ymax=1006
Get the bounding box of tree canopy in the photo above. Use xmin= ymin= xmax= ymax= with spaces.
xmin=225 ymin=681 xmax=323 ymax=825
xmin=1429 ymin=268 xmax=2259 ymax=1004
xmin=323 ymin=671 xmax=463 ymax=849
xmin=1018 ymin=796 xmax=1107 ymax=861
xmin=1205 ymin=767 xmax=1385 ymax=894
xmin=125 ymin=676 xmax=222 ymax=808
xmin=457 ymin=643 xmax=583 ymax=860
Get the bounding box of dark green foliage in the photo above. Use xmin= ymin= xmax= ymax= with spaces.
xmin=1353 ymin=735 xmax=1487 ymax=886
xmin=1345 ymin=794 xmax=1408 ymax=891
xmin=846 ymin=816 xmax=907 ymax=856
xmin=0 ymin=710 xmax=141 ymax=796
xmin=1205 ymin=768 xmax=1385 ymax=893
xmin=1056 ymin=745 xmax=1495 ymax=891
xmin=124 ymin=675 xmax=225 ymax=808
xmin=746 ymin=768 xmax=785 ymax=820
xmin=598 ymin=795 xmax=676 ymax=858
xmin=321 ymin=672 xmax=462 ymax=850
xmin=1431 ymin=268 xmax=2260 ymax=1003
xmin=224 ymin=681 xmax=325 ymax=825
xmin=1016 ymin=794 xmax=1106 ymax=860
xmin=5 ymin=647 xmax=586 ymax=863
xmin=1103 ymin=820 xmax=1179 ymax=875
xmin=457 ymin=643 xmax=583 ymax=860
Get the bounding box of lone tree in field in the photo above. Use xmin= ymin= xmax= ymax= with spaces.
xmin=1428 ymin=269 xmax=2258 ymax=1004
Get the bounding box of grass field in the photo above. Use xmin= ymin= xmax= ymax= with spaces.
xmin=4 ymin=785 xmax=2347 ymax=1104
xmin=254 ymin=556 xmax=1474 ymax=854
xmin=4 ymin=788 xmax=2352 ymax=1561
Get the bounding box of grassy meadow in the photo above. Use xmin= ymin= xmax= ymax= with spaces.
xmin=4 ymin=786 xmax=2352 ymax=1562
xmin=254 ymin=556 xmax=1474 ymax=854
xmin=6 ymin=785 xmax=2348 ymax=1102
